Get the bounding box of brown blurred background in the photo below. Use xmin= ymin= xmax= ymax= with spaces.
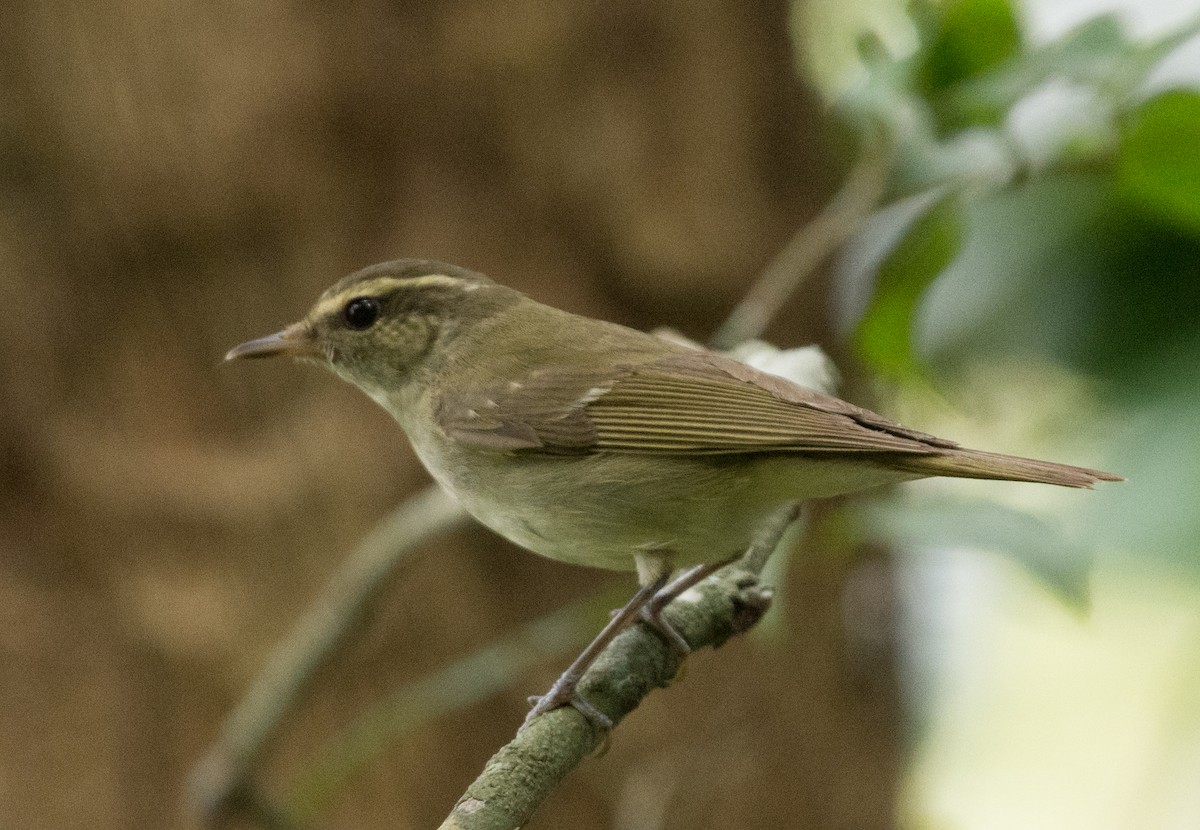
xmin=0 ymin=2 xmax=900 ymax=828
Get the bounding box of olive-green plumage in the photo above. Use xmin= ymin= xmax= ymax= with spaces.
xmin=229 ymin=258 xmax=1120 ymax=584
xmin=228 ymin=258 xmax=1121 ymax=725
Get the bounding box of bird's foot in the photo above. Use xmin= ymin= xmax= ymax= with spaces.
xmin=521 ymin=574 xmax=670 ymax=740
xmin=637 ymin=601 xmax=692 ymax=656
xmin=635 ymin=559 xmax=734 ymax=656
xmin=524 ymin=676 xmax=613 ymax=736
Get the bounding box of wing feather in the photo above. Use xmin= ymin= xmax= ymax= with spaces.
xmin=437 ymin=350 xmax=951 ymax=456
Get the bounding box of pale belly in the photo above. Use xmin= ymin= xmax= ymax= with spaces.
xmin=406 ymin=424 xmax=915 ymax=573
xmin=435 ymin=454 xmax=776 ymax=571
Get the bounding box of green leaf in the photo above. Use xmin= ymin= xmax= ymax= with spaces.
xmin=1071 ymin=337 xmax=1200 ymax=576
xmin=1117 ymin=90 xmax=1200 ymax=236
xmin=938 ymin=15 xmax=1126 ymax=130
xmin=791 ymin=0 xmax=921 ymax=103
xmin=938 ymin=11 xmax=1200 ymax=131
xmin=853 ymin=195 xmax=963 ymax=381
xmin=918 ymin=0 xmax=1022 ymax=94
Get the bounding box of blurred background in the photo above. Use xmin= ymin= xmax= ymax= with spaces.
xmin=2 ymin=0 xmax=1198 ymax=828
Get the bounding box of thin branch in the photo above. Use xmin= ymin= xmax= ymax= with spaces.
xmin=743 ymin=502 xmax=804 ymax=575
xmin=191 ymin=485 xmax=468 ymax=824
xmin=276 ymin=510 xmax=805 ymax=827
xmin=436 ymin=568 xmax=777 ymax=830
xmin=709 ymin=141 xmax=890 ymax=351
xmin=282 ymin=587 xmax=625 ymax=825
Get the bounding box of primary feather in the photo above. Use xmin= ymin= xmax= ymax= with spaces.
xmin=435 ymin=347 xmax=1118 ymax=488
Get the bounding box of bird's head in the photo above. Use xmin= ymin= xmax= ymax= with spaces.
xmin=226 ymin=259 xmax=516 ymax=400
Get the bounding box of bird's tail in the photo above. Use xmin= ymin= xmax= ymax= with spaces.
xmin=888 ymin=447 xmax=1123 ymax=489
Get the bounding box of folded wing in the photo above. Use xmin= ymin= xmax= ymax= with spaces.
xmin=437 ymin=351 xmax=950 ymax=457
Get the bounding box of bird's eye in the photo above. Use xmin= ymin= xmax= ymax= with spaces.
xmin=343 ymin=296 xmax=380 ymax=330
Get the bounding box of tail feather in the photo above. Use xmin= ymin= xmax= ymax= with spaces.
xmin=889 ymin=448 xmax=1123 ymax=489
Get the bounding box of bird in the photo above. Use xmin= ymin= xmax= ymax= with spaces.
xmin=227 ymin=258 xmax=1121 ymax=728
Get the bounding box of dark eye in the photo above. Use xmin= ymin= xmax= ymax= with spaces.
xmin=343 ymin=296 xmax=380 ymax=330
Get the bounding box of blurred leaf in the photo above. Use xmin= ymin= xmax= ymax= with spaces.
xmin=1117 ymin=90 xmax=1200 ymax=236
xmin=1112 ymin=11 xmax=1200 ymax=97
xmin=912 ymin=173 xmax=1113 ymax=370
xmin=791 ymin=0 xmax=921 ymax=102
xmin=860 ymin=496 xmax=1092 ymax=609
xmin=1070 ymin=335 xmax=1200 ymax=574
xmin=939 ymin=11 xmax=1200 ymax=132
xmin=853 ymin=194 xmax=963 ymax=381
xmin=938 ymin=15 xmax=1126 ymax=128
xmin=1083 ymin=215 xmax=1200 ymax=384
xmin=917 ymin=0 xmax=1022 ymax=94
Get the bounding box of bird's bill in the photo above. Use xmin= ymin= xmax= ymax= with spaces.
xmin=225 ymin=322 xmax=318 ymax=361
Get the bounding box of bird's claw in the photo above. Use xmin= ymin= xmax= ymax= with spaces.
xmin=524 ymin=684 xmax=613 ymax=736
xmin=638 ymin=602 xmax=692 ymax=656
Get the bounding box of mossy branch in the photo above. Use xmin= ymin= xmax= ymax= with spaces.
xmin=437 ymin=567 xmax=775 ymax=830
xmin=434 ymin=502 xmax=797 ymax=829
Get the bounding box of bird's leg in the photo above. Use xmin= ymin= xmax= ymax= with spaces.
xmin=525 ymin=573 xmax=669 ymax=731
xmin=638 ymin=556 xmax=738 ymax=655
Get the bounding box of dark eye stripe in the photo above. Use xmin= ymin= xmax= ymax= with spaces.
xmin=343 ymin=296 xmax=380 ymax=330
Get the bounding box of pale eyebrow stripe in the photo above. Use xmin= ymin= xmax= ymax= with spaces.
xmin=311 ymin=274 xmax=468 ymax=318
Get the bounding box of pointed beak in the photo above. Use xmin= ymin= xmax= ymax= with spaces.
xmin=225 ymin=322 xmax=318 ymax=361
